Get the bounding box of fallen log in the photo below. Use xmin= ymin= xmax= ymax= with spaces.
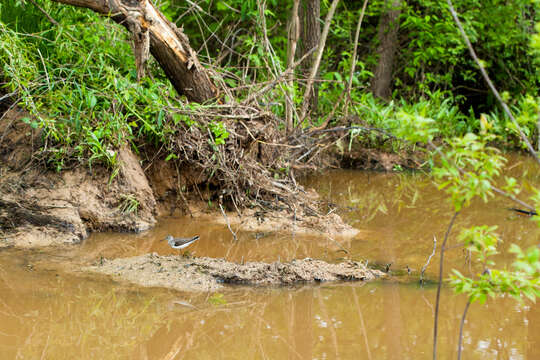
xmin=52 ymin=0 xmax=218 ymax=103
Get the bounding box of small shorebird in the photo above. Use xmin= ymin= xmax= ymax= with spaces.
xmin=163 ymin=235 xmax=200 ymax=253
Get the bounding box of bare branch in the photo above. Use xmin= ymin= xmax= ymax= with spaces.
xmin=299 ymin=0 xmax=340 ymax=123
xmin=446 ymin=0 xmax=540 ymax=165
xmin=286 ymin=0 xmax=301 ymax=134
xmin=344 ymin=0 xmax=369 ymax=115
xmin=420 ymin=235 xmax=437 ymax=285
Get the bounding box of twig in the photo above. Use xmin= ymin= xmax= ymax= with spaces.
xmin=242 ymin=47 xmax=317 ymax=105
xmin=446 ymin=0 xmax=540 ymax=165
xmin=0 ymin=92 xmax=17 ymax=103
xmin=285 ymin=0 xmax=300 ymax=134
xmin=344 ymin=0 xmax=369 ymax=116
xmin=420 ymin=236 xmax=437 ymax=285
xmin=299 ymin=0 xmax=340 ymax=123
xmin=28 ymin=0 xmax=59 ymax=25
xmin=257 ymin=0 xmax=281 ymax=78
xmin=433 ymin=211 xmax=460 ymax=360
xmin=27 ymin=0 xmax=78 ymax=42
xmin=219 ymin=203 xmax=238 ymax=241
xmin=37 ymin=49 xmax=50 ymax=89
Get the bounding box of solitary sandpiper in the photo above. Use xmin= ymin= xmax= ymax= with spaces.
xmin=163 ymin=235 xmax=200 ymax=254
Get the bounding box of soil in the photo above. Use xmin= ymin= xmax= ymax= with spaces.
xmin=0 ymin=108 xmax=357 ymax=246
xmin=0 ymin=106 xmax=383 ymax=290
xmin=0 ymin=108 xmax=156 ymax=248
xmin=85 ymin=253 xmax=385 ymax=292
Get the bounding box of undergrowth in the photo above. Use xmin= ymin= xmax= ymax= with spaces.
xmin=0 ymin=0 xmax=538 ymax=177
xmin=0 ymin=1 xmax=188 ymax=171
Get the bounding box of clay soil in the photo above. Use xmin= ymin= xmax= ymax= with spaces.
xmin=85 ymin=254 xmax=385 ymax=292
xmin=0 ymin=106 xmax=382 ymax=290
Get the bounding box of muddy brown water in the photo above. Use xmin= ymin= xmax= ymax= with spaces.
xmin=1 ymin=154 xmax=539 ymax=359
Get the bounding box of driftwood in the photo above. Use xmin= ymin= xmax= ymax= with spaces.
xmin=53 ymin=0 xmax=218 ymax=103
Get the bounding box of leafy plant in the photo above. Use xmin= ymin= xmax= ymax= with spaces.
xmin=208 ymin=293 xmax=227 ymax=306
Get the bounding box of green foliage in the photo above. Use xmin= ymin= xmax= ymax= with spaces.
xmin=399 ymin=0 xmax=539 ymax=102
xmin=0 ymin=2 xmax=220 ymax=171
xmin=450 ymin=235 xmax=540 ymax=304
xmin=208 ymin=293 xmax=227 ymax=305
xmin=432 ymin=134 xmax=508 ymax=211
xmin=458 ymin=225 xmax=499 ymax=266
xmin=208 ymin=121 xmax=229 ymax=146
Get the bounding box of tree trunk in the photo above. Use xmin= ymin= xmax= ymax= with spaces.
xmin=53 ymin=0 xmax=218 ymax=103
xmin=299 ymin=0 xmax=321 ymax=114
xmin=371 ymin=0 xmax=402 ymax=100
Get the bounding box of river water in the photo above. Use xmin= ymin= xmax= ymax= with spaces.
xmin=1 ymin=155 xmax=539 ymax=359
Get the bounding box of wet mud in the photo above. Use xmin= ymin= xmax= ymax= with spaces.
xmin=85 ymin=253 xmax=385 ymax=292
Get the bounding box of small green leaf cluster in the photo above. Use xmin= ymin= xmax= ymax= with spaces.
xmin=117 ymin=194 xmax=140 ymax=215
xmin=208 ymin=121 xmax=229 ymax=146
xmin=450 ymin=226 xmax=540 ymax=304
xmin=433 ymin=134 xmax=507 ymax=211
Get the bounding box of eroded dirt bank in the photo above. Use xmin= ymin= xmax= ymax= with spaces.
xmin=0 ymin=108 xmax=156 ymax=248
xmin=0 ymin=107 xmax=359 ymax=249
xmin=1 ymin=106 xmax=381 ymax=290
xmin=85 ymin=254 xmax=385 ymax=291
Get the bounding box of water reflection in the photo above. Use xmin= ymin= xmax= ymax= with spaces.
xmin=1 ymin=255 xmax=537 ymax=360
xmin=1 ymin=154 xmax=539 ymax=358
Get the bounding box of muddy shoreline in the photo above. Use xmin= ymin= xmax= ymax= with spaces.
xmin=0 ymin=107 xmax=385 ymax=290
xmin=84 ymin=254 xmax=385 ymax=292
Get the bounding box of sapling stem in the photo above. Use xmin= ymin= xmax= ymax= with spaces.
xmin=457 ymin=299 xmax=471 ymax=360
xmin=433 ymin=211 xmax=460 ymax=360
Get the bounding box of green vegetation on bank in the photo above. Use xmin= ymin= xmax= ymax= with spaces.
xmin=1 ymin=0 xmax=539 ymax=173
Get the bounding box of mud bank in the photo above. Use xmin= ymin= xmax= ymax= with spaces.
xmin=0 ymin=109 xmax=156 ymax=248
xmin=0 ymin=107 xmax=358 ymax=248
xmin=85 ymin=253 xmax=385 ymax=292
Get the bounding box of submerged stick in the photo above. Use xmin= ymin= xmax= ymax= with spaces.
xmin=420 ymin=236 xmax=437 ymax=285
xmin=219 ymin=203 xmax=238 ymax=241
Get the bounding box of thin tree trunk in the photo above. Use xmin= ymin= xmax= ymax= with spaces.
xmin=344 ymin=0 xmax=369 ymax=115
xmin=299 ymin=0 xmax=339 ymax=123
xmin=433 ymin=211 xmax=460 ymax=360
xmin=299 ymin=0 xmax=321 ymax=114
xmin=371 ymin=0 xmax=402 ymax=100
xmin=457 ymin=299 xmax=471 ymax=360
xmin=52 ymin=0 xmax=218 ymax=103
xmin=286 ymin=0 xmax=301 ymax=134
